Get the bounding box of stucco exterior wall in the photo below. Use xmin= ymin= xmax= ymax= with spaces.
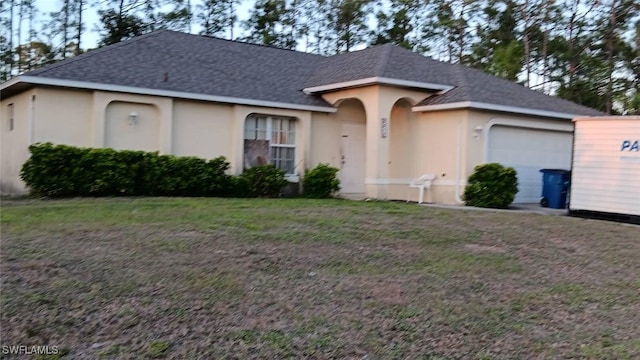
xmin=318 ymin=89 xmax=575 ymax=205
xmin=173 ymin=100 xmax=234 ymax=160
xmin=105 ymin=101 xmax=160 ymax=151
xmin=1 ymin=88 xmax=93 ymax=194
xmin=384 ymin=108 xmax=572 ymax=205
xmin=1 ymin=82 xmax=577 ymax=204
xmin=92 ymin=91 xmax=173 ymax=153
xmin=1 ymin=90 xmax=33 ymax=194
xmin=1 ymin=86 xmax=328 ymax=194
xmin=388 ymin=100 xmax=415 ymax=181
xmin=32 ymin=88 xmax=93 ymax=146
xmin=387 ymin=109 xmax=468 ymax=204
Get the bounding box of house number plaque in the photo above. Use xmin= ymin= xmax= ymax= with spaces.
xmin=381 ymin=118 xmax=388 ymax=138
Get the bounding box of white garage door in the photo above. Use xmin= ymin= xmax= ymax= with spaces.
xmin=488 ymin=126 xmax=572 ymax=203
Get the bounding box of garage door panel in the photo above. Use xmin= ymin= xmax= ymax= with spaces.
xmin=514 ymin=165 xmax=547 ymax=203
xmin=488 ymin=126 xmax=572 ymax=204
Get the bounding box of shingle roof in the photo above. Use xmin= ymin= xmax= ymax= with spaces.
xmin=304 ymin=44 xmax=455 ymax=88
xmin=24 ymin=30 xmax=330 ymax=108
xmin=415 ymin=64 xmax=603 ymax=116
xmin=7 ymin=30 xmax=601 ymax=116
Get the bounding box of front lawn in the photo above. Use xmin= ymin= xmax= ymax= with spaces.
xmin=1 ymin=198 xmax=639 ymax=358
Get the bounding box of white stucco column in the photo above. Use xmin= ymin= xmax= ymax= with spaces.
xmin=362 ymin=91 xmax=393 ymax=199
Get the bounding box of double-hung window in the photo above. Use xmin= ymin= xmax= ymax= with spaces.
xmin=244 ymin=114 xmax=296 ymax=175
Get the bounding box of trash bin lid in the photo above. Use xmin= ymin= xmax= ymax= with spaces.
xmin=539 ymin=169 xmax=571 ymax=174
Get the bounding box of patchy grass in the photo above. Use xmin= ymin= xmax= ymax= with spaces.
xmin=1 ymin=197 xmax=639 ymax=358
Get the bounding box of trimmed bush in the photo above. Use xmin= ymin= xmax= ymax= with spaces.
xmin=303 ymin=163 xmax=340 ymax=198
xmin=20 ymin=143 xmax=233 ymax=197
xmin=239 ymin=164 xmax=289 ymax=198
xmin=463 ymin=163 xmax=518 ymax=209
xmin=226 ymin=176 xmax=251 ymax=198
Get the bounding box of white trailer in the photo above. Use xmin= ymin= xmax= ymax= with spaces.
xmin=570 ymin=116 xmax=640 ymax=224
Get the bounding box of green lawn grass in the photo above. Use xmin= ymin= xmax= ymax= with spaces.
xmin=1 ymin=197 xmax=639 ymax=358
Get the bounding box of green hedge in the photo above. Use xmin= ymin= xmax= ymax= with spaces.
xmin=303 ymin=163 xmax=340 ymax=198
xmin=462 ymin=163 xmax=519 ymax=209
xmin=20 ymin=143 xmax=234 ymax=197
xmin=238 ymin=164 xmax=289 ymax=198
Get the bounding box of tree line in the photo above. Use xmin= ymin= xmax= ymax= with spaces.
xmin=1 ymin=0 xmax=639 ymax=114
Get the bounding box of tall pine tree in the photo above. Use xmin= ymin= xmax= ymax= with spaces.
xmin=243 ymin=0 xmax=296 ymax=48
xmin=333 ymin=0 xmax=371 ymax=53
xmin=420 ymin=0 xmax=482 ymax=63
xmin=97 ymin=0 xmax=162 ymax=46
xmin=370 ymin=0 xmax=422 ymax=50
xmin=197 ymin=0 xmax=237 ymax=39
xmin=470 ymin=0 xmax=522 ymax=81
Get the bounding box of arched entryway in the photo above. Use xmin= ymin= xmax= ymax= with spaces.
xmin=335 ymin=99 xmax=367 ymax=195
xmin=389 ymin=99 xmax=417 ymax=181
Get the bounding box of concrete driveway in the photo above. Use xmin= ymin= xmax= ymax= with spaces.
xmin=422 ymin=202 xmax=568 ymax=216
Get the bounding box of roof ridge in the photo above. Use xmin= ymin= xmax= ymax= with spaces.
xmin=27 ymin=30 xmax=170 ymax=76
xmin=419 ymin=63 xmax=468 ymax=103
xmin=452 ymin=64 xmax=470 ymax=87
xmin=447 ymin=64 xmax=469 ymax=97
xmin=197 ymin=33 xmax=325 ymax=58
xmin=374 ymin=44 xmax=394 ymax=76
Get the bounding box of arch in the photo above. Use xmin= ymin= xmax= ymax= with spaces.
xmin=395 ymin=96 xmax=422 ymax=107
xmin=389 ymin=98 xmax=417 ymax=180
xmin=334 ymin=98 xmax=367 ymax=123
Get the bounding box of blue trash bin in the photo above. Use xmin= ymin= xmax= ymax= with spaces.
xmin=540 ymin=169 xmax=571 ymax=209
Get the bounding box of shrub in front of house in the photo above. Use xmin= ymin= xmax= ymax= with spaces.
xmin=151 ymin=154 xmax=232 ymax=197
xmin=463 ymin=163 xmax=518 ymax=209
xmin=20 ymin=143 xmax=233 ymax=197
xmin=303 ymin=163 xmax=340 ymax=198
xmin=20 ymin=142 xmax=85 ymax=197
xmin=238 ymin=164 xmax=289 ymax=198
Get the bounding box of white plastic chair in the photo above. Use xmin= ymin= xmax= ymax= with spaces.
xmin=407 ymin=174 xmax=436 ymax=204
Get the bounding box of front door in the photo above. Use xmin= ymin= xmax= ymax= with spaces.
xmin=339 ymin=122 xmax=366 ymax=194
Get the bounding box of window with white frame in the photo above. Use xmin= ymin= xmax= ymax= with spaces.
xmin=7 ymin=103 xmax=14 ymax=131
xmin=244 ymin=114 xmax=296 ymax=175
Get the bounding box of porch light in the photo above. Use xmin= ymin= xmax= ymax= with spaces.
xmin=129 ymin=112 xmax=138 ymax=125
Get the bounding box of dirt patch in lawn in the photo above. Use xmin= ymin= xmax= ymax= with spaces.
xmin=464 ymin=243 xmax=507 ymax=253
